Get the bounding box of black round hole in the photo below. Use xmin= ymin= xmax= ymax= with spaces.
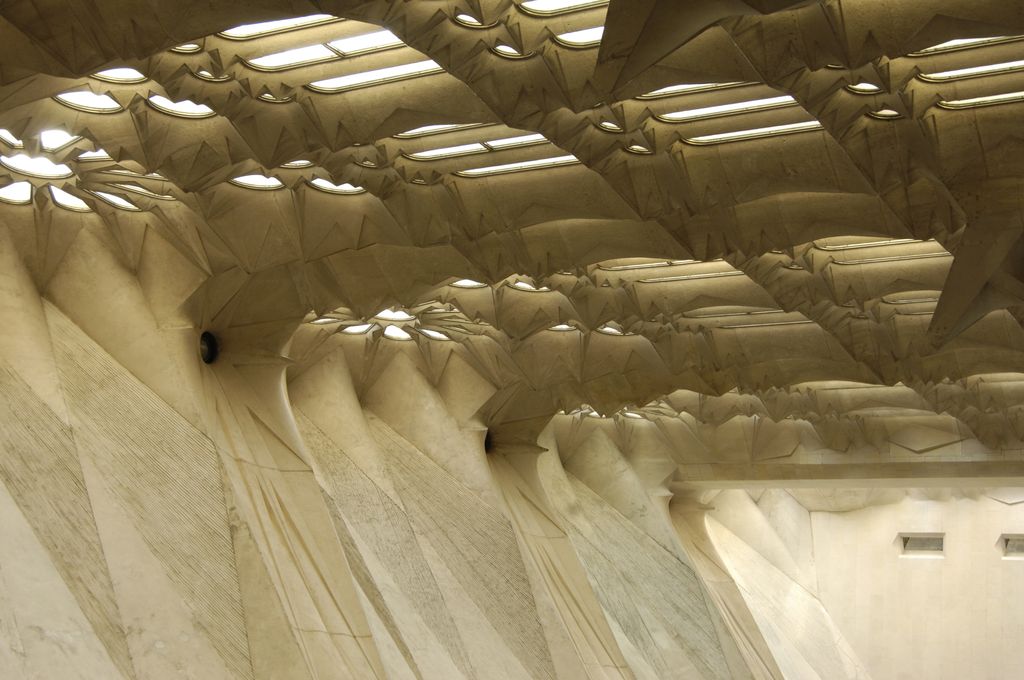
xmin=199 ymin=331 xmax=219 ymax=364
xmin=484 ymin=430 xmax=494 ymax=453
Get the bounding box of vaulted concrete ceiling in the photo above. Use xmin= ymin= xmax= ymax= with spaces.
xmin=3 ymin=0 xmax=1024 ymax=451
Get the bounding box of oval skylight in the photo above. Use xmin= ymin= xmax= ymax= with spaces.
xmin=49 ymin=185 xmax=91 ymax=211
xmin=310 ymin=316 xmax=342 ymax=325
xmin=220 ymin=14 xmax=336 ymax=39
xmin=229 ymin=174 xmax=284 ymax=189
xmin=170 ymin=43 xmax=202 ymax=53
xmin=92 ymin=67 xmax=147 ymax=83
xmin=847 ymin=82 xmax=881 ymax=94
xmin=626 ymin=144 xmax=652 ymax=154
xmin=308 ymin=177 xmax=365 ymax=194
xmin=88 ymin=190 xmax=139 ymax=210
xmin=598 ymin=120 xmax=623 ymax=132
xmin=383 ymin=324 xmax=412 ymax=340
xmin=307 ymin=59 xmax=443 ymax=92
xmin=918 ymin=58 xmax=1024 ymax=82
xmin=637 ymin=81 xmax=747 ymax=99
xmin=147 ymin=94 xmax=215 ymax=117
xmin=0 ymin=129 xmax=23 ymax=147
xmin=419 ymin=328 xmax=450 ymax=340
xmin=375 ymin=308 xmax=416 ymax=321
xmin=40 ymin=129 xmax=80 ymax=151
xmin=281 ymin=159 xmax=314 ymax=168
xmin=548 ymin=323 xmax=576 ymax=331
xmin=454 ymin=13 xmax=484 ymax=27
xmin=937 ymin=91 xmax=1024 ymax=109
xmin=1 ymin=154 xmax=73 ymax=178
xmin=554 ymin=26 xmax=604 ymax=47
xmin=493 ymin=44 xmax=530 ymax=58
xmin=597 ymin=324 xmax=624 ymax=335
xmin=511 ymin=280 xmax=550 ymax=291
xmin=110 ymin=182 xmax=175 ymax=200
xmin=451 ymin=278 xmax=487 ymax=288
xmin=0 ymin=181 xmax=32 ymax=204
xmin=54 ymin=91 xmax=123 ymax=113
xmin=342 ymin=323 xmax=375 ymax=334
xmin=78 ymin=149 xmax=113 ymax=160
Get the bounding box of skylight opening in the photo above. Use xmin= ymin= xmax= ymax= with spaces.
xmin=1001 ymin=534 xmax=1024 ymax=558
xmin=375 ymin=308 xmax=416 ymax=321
xmin=229 ymin=174 xmax=285 ymax=190
xmin=846 ymin=82 xmax=882 ymax=94
xmin=626 ymin=144 xmax=652 ymax=154
xmin=451 ymin=278 xmax=487 ymax=288
xmin=511 ymin=280 xmax=551 ymax=291
xmin=683 ymin=120 xmax=822 ymax=145
xmin=598 ymin=120 xmax=623 ymax=132
xmin=147 ymin=94 xmax=215 ymax=117
xmin=554 ymin=26 xmax=604 ymax=48
xmin=548 ymin=323 xmax=576 ymax=331
xmin=54 ymin=91 xmax=123 ymax=113
xmin=419 ymin=328 xmax=450 ymax=340
xmin=88 ymin=190 xmax=140 ymax=211
xmin=0 ymin=129 xmax=23 ymax=148
xmin=518 ymin=0 xmax=608 ymax=16
xmin=599 ymin=259 xmax=699 ymax=270
xmin=640 ymin=270 xmax=745 ymax=283
xmin=49 ymin=185 xmax=91 ymax=212
xmin=110 ymin=182 xmax=176 ymax=200
xmin=718 ymin=319 xmax=814 ymax=330
xmin=170 ymin=43 xmax=202 ymax=53
xmin=0 ymin=181 xmax=32 ymax=204
xmin=78 ymin=149 xmax=112 ymax=160
xmin=308 ymin=177 xmax=365 ymax=194
xmin=636 ymin=81 xmax=748 ymax=99
xmin=597 ymin=325 xmax=623 ymax=335
xmin=40 ymin=129 xmax=80 ymax=151
xmin=383 ymin=324 xmax=413 ymax=340
xmin=831 ymin=251 xmax=951 ymax=266
xmin=92 ymin=67 xmax=147 ymax=83
xmin=815 ymin=238 xmax=921 ymax=251
xmin=658 ymin=95 xmax=796 ymax=122
xmin=868 ymin=108 xmax=903 ymax=119
xmin=406 ymin=133 xmax=547 ymax=161
xmin=408 ymin=142 xmax=487 ymax=160
xmin=194 ymin=69 xmax=232 ymax=82
xmin=342 ymin=323 xmax=375 ymax=334
xmin=1 ymin=154 xmax=73 ymax=178
xmin=306 ymin=59 xmax=443 ymax=93
xmin=281 ymin=159 xmax=314 ymax=168
xmin=493 ymin=44 xmax=531 ymax=58
xmin=395 ymin=123 xmax=489 ymax=138
xmin=219 ymin=14 xmax=337 ymax=39
xmin=247 ymin=43 xmax=336 ymax=70
xmin=937 ymin=90 xmax=1024 ymax=109
xmin=455 ymin=154 xmax=579 ymax=177
xmin=328 ymin=29 xmax=403 ymax=56
xmin=257 ymin=93 xmax=293 ymax=103
xmin=909 ymin=35 xmax=1024 ymax=56
xmin=918 ymin=58 xmax=1024 ymax=82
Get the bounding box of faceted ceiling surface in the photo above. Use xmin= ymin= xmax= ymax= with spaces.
xmin=3 ymin=0 xmax=1024 ymax=446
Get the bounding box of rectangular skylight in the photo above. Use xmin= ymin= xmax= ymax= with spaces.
xmin=684 ymin=120 xmax=822 ymax=145
xmin=637 ymin=82 xmax=748 ymax=99
xmin=937 ymin=90 xmax=1024 ymax=109
xmin=328 ymin=29 xmax=403 ymax=56
xmin=248 ymin=43 xmax=336 ymax=70
xmin=918 ymin=58 xmax=1024 ymax=82
xmin=220 ymin=14 xmax=336 ymax=39
xmin=554 ymin=26 xmax=604 ymax=47
xmin=455 ymin=154 xmax=579 ymax=177
xmin=1003 ymin=535 xmax=1024 ymax=558
xmin=659 ymin=95 xmax=796 ymax=122
xmin=307 ymin=59 xmax=443 ymax=92
xmin=519 ymin=0 xmax=608 ymax=16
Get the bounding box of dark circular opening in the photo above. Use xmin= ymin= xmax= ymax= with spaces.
xmin=483 ymin=430 xmax=494 ymax=453
xmin=199 ymin=331 xmax=219 ymax=364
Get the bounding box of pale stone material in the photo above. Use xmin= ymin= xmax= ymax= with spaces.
xmin=2 ymin=1 xmax=1024 ymax=678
